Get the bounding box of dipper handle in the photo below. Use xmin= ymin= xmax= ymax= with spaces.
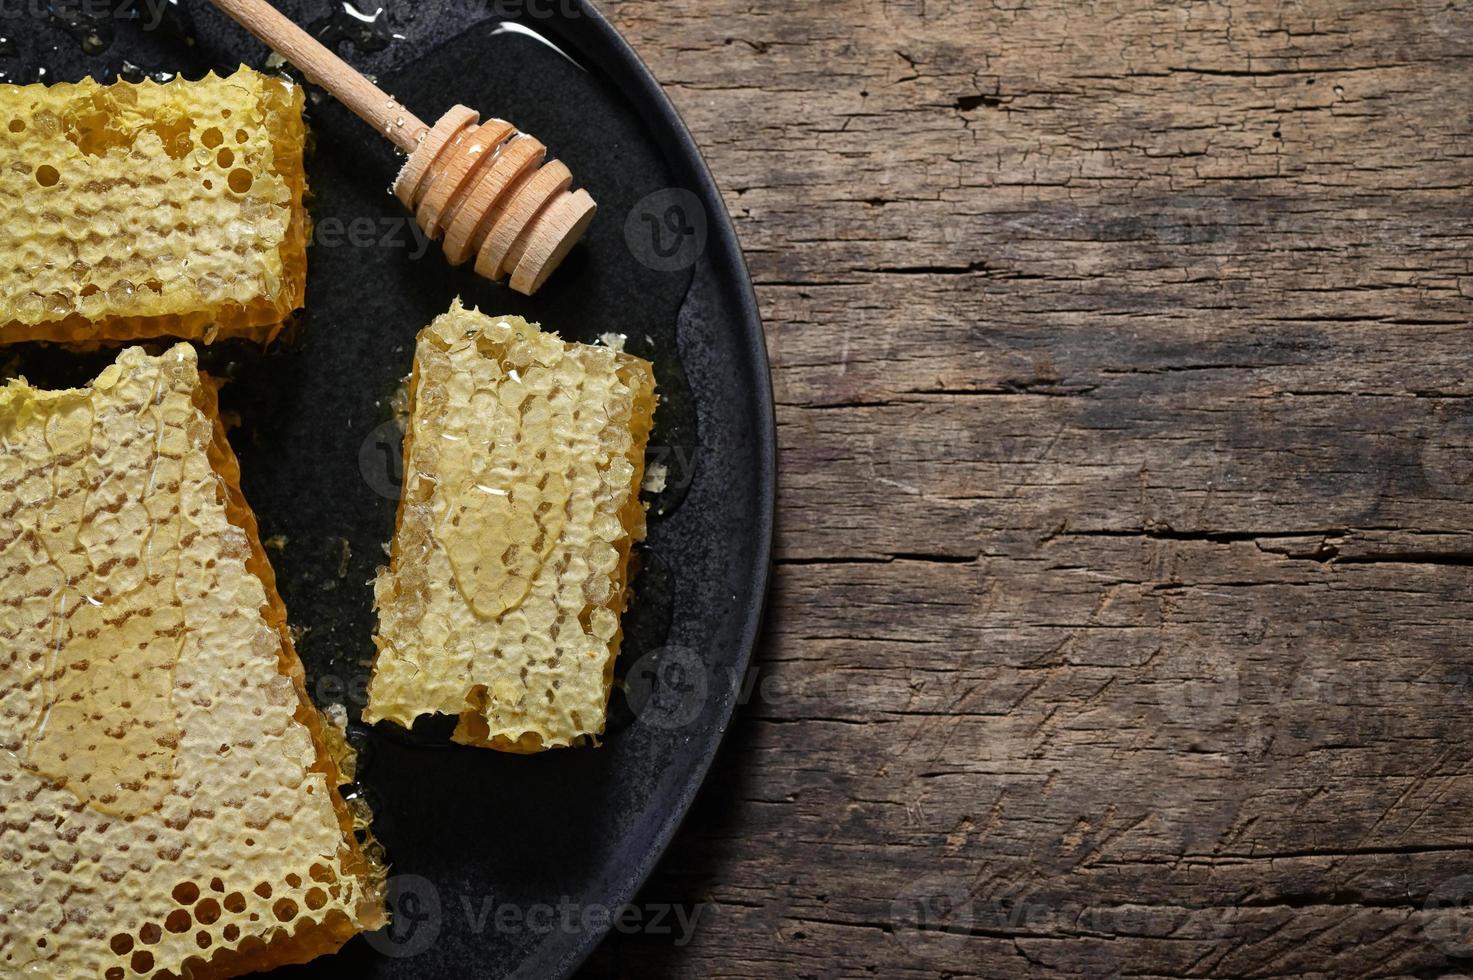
xmin=207 ymin=0 xmax=597 ymax=295
xmin=208 ymin=0 xmax=428 ymax=152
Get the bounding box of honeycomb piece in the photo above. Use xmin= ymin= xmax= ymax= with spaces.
xmin=366 ymin=301 xmax=657 ymax=752
xmin=0 ymin=345 xmax=386 ymax=978
xmin=0 ymin=67 xmax=308 ymax=345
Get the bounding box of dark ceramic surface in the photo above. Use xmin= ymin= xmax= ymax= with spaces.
xmin=4 ymin=2 xmax=774 ymax=976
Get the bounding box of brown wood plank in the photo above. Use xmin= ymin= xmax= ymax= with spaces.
xmin=585 ymin=0 xmax=1473 ymax=976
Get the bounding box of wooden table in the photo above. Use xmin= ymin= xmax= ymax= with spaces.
xmin=588 ymin=1 xmax=1473 ymax=975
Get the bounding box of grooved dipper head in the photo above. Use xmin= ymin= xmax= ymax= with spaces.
xmin=394 ymin=105 xmax=597 ymax=296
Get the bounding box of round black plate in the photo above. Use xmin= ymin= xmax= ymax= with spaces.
xmin=3 ymin=2 xmax=774 ymax=977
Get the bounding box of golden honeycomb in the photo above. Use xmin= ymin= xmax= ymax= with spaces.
xmin=0 ymin=345 xmax=385 ymax=978
xmin=366 ymin=301 xmax=658 ymax=752
xmin=0 ymin=67 xmax=308 ymax=345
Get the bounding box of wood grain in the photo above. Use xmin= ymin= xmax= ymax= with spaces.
xmin=585 ymin=0 xmax=1473 ymax=976
xmin=208 ymin=0 xmax=429 ymax=149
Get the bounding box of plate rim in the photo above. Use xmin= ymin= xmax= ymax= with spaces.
xmin=546 ymin=3 xmax=777 ymax=977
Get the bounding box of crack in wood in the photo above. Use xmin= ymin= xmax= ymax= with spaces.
xmin=590 ymin=0 xmax=1473 ymax=975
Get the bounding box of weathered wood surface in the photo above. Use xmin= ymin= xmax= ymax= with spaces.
xmin=585 ymin=1 xmax=1473 ymax=976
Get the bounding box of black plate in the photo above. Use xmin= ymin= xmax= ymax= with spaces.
xmin=3 ymin=2 xmax=774 ymax=977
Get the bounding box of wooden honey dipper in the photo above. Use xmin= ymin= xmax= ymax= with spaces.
xmin=208 ymin=0 xmax=596 ymax=295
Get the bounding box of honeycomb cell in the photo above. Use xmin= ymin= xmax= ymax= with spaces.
xmin=0 ymin=346 xmax=386 ymax=977
xmin=366 ymin=301 xmax=658 ymax=751
xmin=0 ymin=69 xmax=308 ymax=345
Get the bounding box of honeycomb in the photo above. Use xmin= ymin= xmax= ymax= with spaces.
xmin=0 ymin=67 xmax=308 ymax=345
xmin=0 ymin=345 xmax=386 ymax=978
xmin=365 ymin=301 xmax=657 ymax=752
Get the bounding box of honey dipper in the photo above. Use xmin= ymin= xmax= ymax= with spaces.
xmin=208 ymin=0 xmax=596 ymax=295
